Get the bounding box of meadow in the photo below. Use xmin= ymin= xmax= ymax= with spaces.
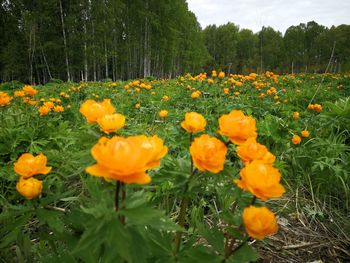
xmin=0 ymin=72 xmax=349 ymax=262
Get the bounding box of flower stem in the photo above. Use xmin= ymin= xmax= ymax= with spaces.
xmin=115 ymin=181 xmax=121 ymax=212
xmin=173 ymin=132 xmax=195 ymax=254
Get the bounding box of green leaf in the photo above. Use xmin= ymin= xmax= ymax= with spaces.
xmin=228 ymin=243 xmax=259 ymax=263
xmin=197 ymin=224 xmax=225 ymax=254
xmin=36 ymin=208 xmax=65 ymax=233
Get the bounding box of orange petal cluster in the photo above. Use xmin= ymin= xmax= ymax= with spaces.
xmin=16 ymin=177 xmax=43 ymax=200
xmin=80 ymin=99 xmax=115 ymax=123
xmin=181 ymin=112 xmax=206 ymax=133
xmin=218 ymin=110 xmax=257 ymax=144
xmin=86 ymin=135 xmax=168 ymax=184
xmin=243 ymin=206 xmax=278 ymax=240
xmin=97 ymin=113 xmax=125 ymax=134
xmin=190 ymin=134 xmax=227 ymax=173
xmin=236 ymin=138 xmax=275 ymax=165
xmin=14 ymin=153 xmax=52 ymax=179
xmin=235 ymin=160 xmax=285 ymax=200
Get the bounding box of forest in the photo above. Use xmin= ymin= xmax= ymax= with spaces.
xmin=1 ymin=0 xmax=350 ymax=83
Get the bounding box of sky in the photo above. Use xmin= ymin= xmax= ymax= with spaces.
xmin=187 ymin=0 xmax=350 ymax=34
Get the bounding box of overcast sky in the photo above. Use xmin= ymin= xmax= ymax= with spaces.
xmin=187 ymin=0 xmax=350 ymax=34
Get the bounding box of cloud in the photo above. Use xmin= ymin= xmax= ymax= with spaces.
xmin=187 ymin=0 xmax=350 ymax=34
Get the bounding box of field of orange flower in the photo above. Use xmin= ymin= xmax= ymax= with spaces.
xmin=0 ymin=72 xmax=349 ymax=262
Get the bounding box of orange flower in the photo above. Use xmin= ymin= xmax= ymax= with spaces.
xmin=191 ymin=91 xmax=200 ymax=99
xmin=44 ymin=101 xmax=54 ymax=109
xmin=292 ymin=135 xmax=301 ymax=144
xmin=53 ymin=105 xmax=64 ymax=112
xmin=301 ymin=130 xmax=310 ymax=138
xmin=235 ymin=160 xmax=285 ymax=200
xmin=162 ymin=95 xmax=169 ymax=101
xmin=14 ymin=90 xmax=25 ymax=97
xmin=313 ymin=104 xmax=322 ymax=113
xmin=97 ymin=113 xmax=125 ymax=134
xmin=190 ymin=134 xmax=227 ymax=173
xmin=212 ymin=70 xmax=217 ymax=77
xmin=159 ymin=110 xmax=168 ymax=118
xmin=181 ymin=112 xmax=206 ymax=133
xmin=38 ymin=105 xmax=51 ymax=116
xmin=16 ymin=177 xmax=43 ymax=200
xmin=293 ymin=112 xmax=299 ymax=120
xmin=23 ymin=85 xmax=38 ymax=96
xmin=236 ymin=138 xmax=275 ymax=165
xmin=79 ymin=99 xmax=115 ymax=123
xmin=0 ymin=92 xmax=12 ymax=107
xmin=86 ymin=135 xmax=168 ymax=184
xmin=218 ymin=71 xmax=225 ymax=79
xmin=243 ymin=206 xmax=278 ymax=240
xmin=14 ymin=153 xmax=52 ymax=179
xmin=218 ymin=110 xmax=257 ymax=144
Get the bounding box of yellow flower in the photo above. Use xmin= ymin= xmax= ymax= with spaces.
xmin=313 ymin=104 xmax=322 ymax=113
xmin=190 ymin=134 xmax=227 ymax=173
xmin=191 ymin=91 xmax=200 ymax=99
xmin=0 ymin=92 xmax=12 ymax=106
xmin=218 ymin=110 xmax=257 ymax=144
xmin=44 ymin=101 xmax=54 ymax=109
xmin=14 ymin=90 xmax=25 ymax=97
xmin=16 ymin=177 xmax=43 ymax=200
xmin=243 ymin=206 xmax=278 ymax=240
xmin=23 ymin=85 xmax=38 ymax=96
xmin=135 ymin=103 xmax=141 ymax=109
xmin=301 ymin=130 xmax=310 ymax=138
xmin=292 ymin=135 xmax=301 ymax=144
xmin=181 ymin=112 xmax=206 ymax=133
xmin=236 ymin=138 xmax=275 ymax=165
xmin=97 ymin=113 xmax=125 ymax=134
xmin=38 ymin=105 xmax=51 ymax=116
xmin=218 ymin=71 xmax=225 ymax=79
xmin=14 ymin=153 xmax=52 ymax=179
xmin=79 ymin=99 xmax=115 ymax=123
xmin=86 ymin=135 xmax=168 ymax=184
xmin=212 ymin=70 xmax=217 ymax=77
xmin=293 ymin=112 xmax=299 ymax=120
xmin=53 ymin=105 xmax=64 ymax=112
xmin=162 ymin=95 xmax=169 ymax=101
xmin=159 ymin=110 xmax=168 ymax=118
xmin=235 ymin=160 xmax=285 ymax=200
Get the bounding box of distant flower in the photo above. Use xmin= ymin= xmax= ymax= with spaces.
xmin=243 ymin=206 xmax=278 ymax=240
xmin=135 ymin=103 xmax=141 ymax=109
xmin=23 ymin=85 xmax=38 ymax=96
xmin=181 ymin=112 xmax=206 ymax=133
xmin=191 ymin=91 xmax=200 ymax=99
xmin=14 ymin=91 xmax=25 ymax=97
xmin=212 ymin=70 xmax=217 ymax=77
xmin=38 ymin=105 xmax=51 ymax=116
xmin=190 ymin=134 xmax=227 ymax=173
xmin=159 ymin=110 xmax=168 ymax=118
xmin=162 ymin=95 xmax=169 ymax=101
xmin=14 ymin=153 xmax=52 ymax=179
xmin=218 ymin=71 xmax=225 ymax=79
xmin=53 ymin=105 xmax=64 ymax=112
xmin=293 ymin=112 xmax=299 ymax=120
xmin=301 ymin=130 xmax=310 ymax=138
xmin=0 ymin=92 xmax=12 ymax=107
xmin=292 ymin=135 xmax=301 ymax=145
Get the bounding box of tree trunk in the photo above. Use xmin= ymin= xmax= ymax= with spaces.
xmin=59 ymin=0 xmax=71 ymax=82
